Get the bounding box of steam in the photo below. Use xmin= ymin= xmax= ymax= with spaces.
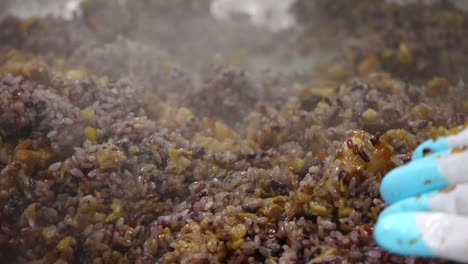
xmin=210 ymin=0 xmax=297 ymax=32
xmin=1 ymin=0 xmax=82 ymax=20
xmin=3 ymin=0 xmax=466 ymax=31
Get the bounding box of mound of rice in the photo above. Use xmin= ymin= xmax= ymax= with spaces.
xmin=0 ymin=1 xmax=467 ymax=263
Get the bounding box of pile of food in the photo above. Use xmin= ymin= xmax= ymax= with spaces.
xmin=0 ymin=1 xmax=466 ymax=263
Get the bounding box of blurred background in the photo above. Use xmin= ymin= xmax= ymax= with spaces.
xmin=1 ymin=0 xmax=466 ymax=79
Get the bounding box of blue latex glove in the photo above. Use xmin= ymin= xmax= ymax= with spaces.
xmin=374 ymin=126 xmax=468 ymax=262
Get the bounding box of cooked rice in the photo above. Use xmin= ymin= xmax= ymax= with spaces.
xmin=0 ymin=1 xmax=467 ymax=264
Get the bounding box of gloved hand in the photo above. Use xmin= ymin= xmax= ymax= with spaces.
xmin=374 ymin=126 xmax=468 ymax=263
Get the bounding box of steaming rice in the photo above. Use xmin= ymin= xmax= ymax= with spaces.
xmin=0 ymin=1 xmax=467 ymax=263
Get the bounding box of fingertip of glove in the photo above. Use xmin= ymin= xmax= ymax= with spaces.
xmin=374 ymin=212 xmax=435 ymax=258
xmin=412 ymin=137 xmax=448 ymax=160
xmin=380 ymin=156 xmax=448 ymax=204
